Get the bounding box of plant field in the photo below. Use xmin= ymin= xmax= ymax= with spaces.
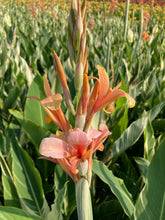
xmin=0 ymin=0 xmax=165 ymax=219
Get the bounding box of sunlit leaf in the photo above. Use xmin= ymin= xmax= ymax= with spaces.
xmin=11 ymin=135 xmax=49 ymax=218
xmin=93 ymin=160 xmax=134 ymax=217
xmin=0 ymin=207 xmax=43 ymax=220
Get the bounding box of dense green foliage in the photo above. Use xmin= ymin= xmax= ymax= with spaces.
xmin=0 ymin=1 xmax=165 ymax=219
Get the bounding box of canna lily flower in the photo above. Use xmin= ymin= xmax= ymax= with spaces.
xmin=29 ymin=74 xmax=72 ymax=133
xmin=39 ymin=123 xmax=111 ymax=183
xmin=142 ymin=31 xmax=151 ymax=41
xmin=84 ymin=65 xmax=135 ymax=132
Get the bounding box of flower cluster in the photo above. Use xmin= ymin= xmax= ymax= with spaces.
xmin=31 ymin=50 xmax=135 ymax=183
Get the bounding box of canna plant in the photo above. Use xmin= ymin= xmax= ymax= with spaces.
xmin=1 ymin=0 xmax=165 ymax=220
xmin=27 ymin=0 xmax=135 ymax=219
xmin=30 ymin=51 xmax=135 ymax=219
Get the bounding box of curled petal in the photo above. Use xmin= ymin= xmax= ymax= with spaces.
xmin=94 ymin=89 xmax=135 ymax=113
xmin=103 ymin=103 xmax=115 ymax=114
xmin=40 ymin=137 xmax=70 ymax=158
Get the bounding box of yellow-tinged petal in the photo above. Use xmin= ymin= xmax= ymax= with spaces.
xmin=103 ymin=104 xmax=115 ymax=114
xmin=40 ymin=94 xmax=62 ymax=110
xmin=44 ymin=115 xmax=52 ymax=123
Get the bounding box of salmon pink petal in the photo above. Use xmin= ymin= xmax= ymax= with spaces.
xmin=92 ymin=123 xmax=111 ymax=152
xmin=67 ymin=129 xmax=92 ymax=155
xmin=43 ymin=74 xmax=52 ymax=97
xmin=88 ymin=127 xmax=102 ymax=139
xmin=39 ymin=137 xmax=70 ymax=158
xmin=97 ymin=65 xmax=109 ymax=100
xmin=94 ymin=89 xmax=135 ymax=113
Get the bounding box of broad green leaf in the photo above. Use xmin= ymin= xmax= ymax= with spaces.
xmin=109 ymin=117 xmax=148 ymax=161
xmin=145 ymin=102 xmax=165 ymax=122
xmin=144 ymin=119 xmax=155 ymax=161
xmin=11 ymin=135 xmax=49 ymax=218
xmin=9 ymin=110 xmax=50 ymax=148
xmin=54 ymin=164 xmax=68 ymax=193
xmin=24 ymin=74 xmax=47 ymax=127
xmin=0 ymin=152 xmax=21 ymax=208
xmin=92 ymin=160 xmax=134 ymax=217
xmin=0 ymin=207 xmax=43 ymax=220
xmin=133 ymin=139 xmax=165 ymax=220
xmin=19 ymin=57 xmax=34 ymax=86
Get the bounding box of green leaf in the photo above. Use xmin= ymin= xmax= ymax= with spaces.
xmin=11 ymin=135 xmax=49 ymax=218
xmin=109 ymin=117 xmax=148 ymax=161
xmin=133 ymin=139 xmax=165 ymax=220
xmin=24 ymin=74 xmax=57 ymax=133
xmin=144 ymin=119 xmax=155 ymax=161
xmin=145 ymin=102 xmax=165 ymax=122
xmin=19 ymin=57 xmax=34 ymax=86
xmin=54 ymin=165 xmax=76 ymax=218
xmin=3 ymin=86 xmax=19 ymax=113
xmin=0 ymin=207 xmax=43 ymax=220
xmin=0 ymin=130 xmax=7 ymax=156
xmin=0 ymin=152 xmax=21 ymax=208
xmin=9 ymin=110 xmax=50 ymax=148
xmin=112 ymin=75 xmax=128 ymax=140
xmin=24 ymin=74 xmax=46 ymax=126
xmin=92 ymin=160 xmax=134 ymax=217
xmin=133 ymin=157 xmax=150 ymax=183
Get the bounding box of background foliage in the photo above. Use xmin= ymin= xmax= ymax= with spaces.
xmin=0 ymin=0 xmax=165 ymax=219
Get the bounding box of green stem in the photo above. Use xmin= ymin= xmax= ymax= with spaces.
xmin=131 ymin=5 xmax=143 ymax=61
xmin=76 ymin=178 xmax=93 ymax=220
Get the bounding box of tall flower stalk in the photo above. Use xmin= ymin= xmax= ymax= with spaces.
xmin=30 ymin=0 xmax=135 ymax=219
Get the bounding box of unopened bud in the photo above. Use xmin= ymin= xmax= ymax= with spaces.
xmin=74 ymin=61 xmax=83 ymax=92
xmin=73 ymin=2 xmax=83 ymax=51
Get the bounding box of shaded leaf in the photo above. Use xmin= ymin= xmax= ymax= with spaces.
xmin=0 ymin=152 xmax=21 ymax=208
xmin=0 ymin=207 xmax=43 ymax=220
xmin=9 ymin=110 xmax=50 ymax=148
